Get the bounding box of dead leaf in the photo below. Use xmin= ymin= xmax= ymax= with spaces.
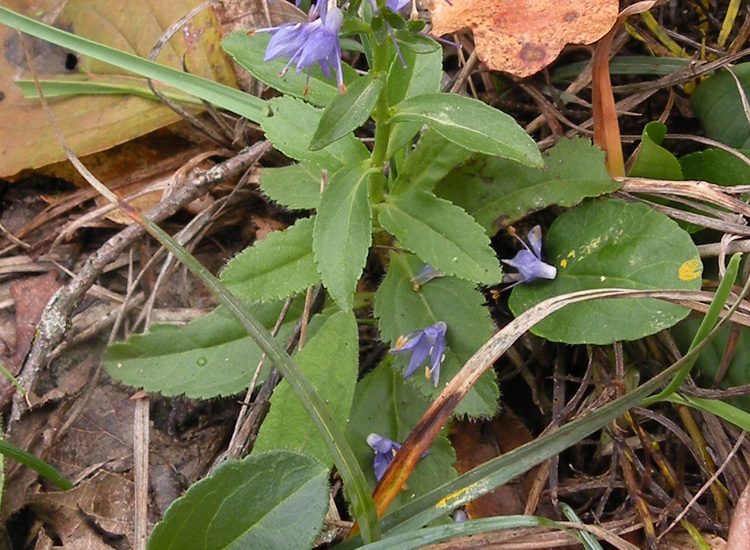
xmin=27 ymin=471 xmax=133 ymax=549
xmin=0 ymin=0 xmax=238 ymax=177
xmin=427 ymin=0 xmax=619 ymax=78
xmin=727 ymin=479 xmax=750 ymax=550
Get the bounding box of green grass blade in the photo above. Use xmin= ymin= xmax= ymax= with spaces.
xmin=0 ymin=7 xmax=264 ymax=122
xmin=644 ymin=252 xmax=742 ymax=406
xmin=0 ymin=439 xmax=72 ymax=490
xmin=666 ymin=394 xmax=750 ymax=431
xmin=125 ymin=210 xmax=380 ymax=543
xmin=559 ymin=502 xmax=603 ymax=550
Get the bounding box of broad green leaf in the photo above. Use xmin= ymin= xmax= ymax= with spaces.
xmin=393 ymin=31 xmax=441 ymax=54
xmin=386 ymin=46 xmax=443 ymax=159
xmin=261 ymin=96 xmax=369 ymax=170
xmin=254 ymin=310 xmax=358 ymax=465
xmin=373 ymin=252 xmax=499 ymax=417
xmin=680 ymin=148 xmax=750 ymax=185
xmin=313 ymin=162 xmax=373 ymax=310
xmin=377 ymin=191 xmax=502 ymax=285
xmin=389 ymin=93 xmax=543 ymax=167
xmin=435 ymin=137 xmax=619 ymax=235
xmin=148 ymin=450 xmax=328 ymax=550
xmin=104 ymin=301 xmax=300 ymax=398
xmin=346 ymin=359 xmax=457 ymax=511
xmin=259 ymin=162 xmax=323 ymax=210
xmin=509 ymin=200 xmax=702 ymax=344
xmin=629 ymin=121 xmax=683 ymax=180
xmin=691 ymin=62 xmax=750 ymax=149
xmin=310 ymin=74 xmax=384 ymax=150
xmin=222 ymin=31 xmax=361 ymax=108
xmin=391 ymin=129 xmax=473 ymax=194
xmin=220 ymin=217 xmax=320 ymax=303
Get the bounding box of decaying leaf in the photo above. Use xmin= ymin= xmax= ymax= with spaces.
xmin=427 ymin=0 xmax=619 ymax=78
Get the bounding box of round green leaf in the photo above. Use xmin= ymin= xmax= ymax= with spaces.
xmin=509 ymin=200 xmax=702 ymax=344
xmin=148 ymin=450 xmax=328 ymax=550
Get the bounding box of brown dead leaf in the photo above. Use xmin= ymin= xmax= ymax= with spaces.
xmin=27 ymin=471 xmax=133 ymax=549
xmin=727 ymin=479 xmax=750 ymax=550
xmin=427 ymin=0 xmax=619 ymax=78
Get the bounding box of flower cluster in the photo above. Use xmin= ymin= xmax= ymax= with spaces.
xmin=259 ymin=0 xmax=346 ymax=92
xmin=502 ymin=225 xmax=557 ymax=288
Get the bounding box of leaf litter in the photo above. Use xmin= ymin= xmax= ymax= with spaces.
xmin=0 ymin=0 xmax=750 ymax=548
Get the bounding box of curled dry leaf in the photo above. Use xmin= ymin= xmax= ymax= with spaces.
xmin=427 ymin=0 xmax=619 ymax=78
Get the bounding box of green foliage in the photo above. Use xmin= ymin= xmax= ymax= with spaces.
xmin=680 ymin=148 xmax=750 ymax=185
xmin=104 ymin=302 xmax=300 ymax=398
xmin=389 ymin=93 xmax=544 ymax=166
xmin=435 ymin=137 xmax=619 ymax=234
xmin=510 ymin=200 xmax=702 ymax=344
xmin=691 ymin=62 xmax=750 ymax=149
xmin=310 ymin=74 xmax=384 ymax=150
xmin=148 ymin=451 xmax=328 ymax=550
xmin=377 ymin=191 xmax=502 ymax=285
xmin=254 ymin=311 xmax=359 ymax=465
xmin=373 ymin=252 xmax=499 ymax=417
xmin=259 ymin=162 xmax=323 ymax=210
xmin=629 ymin=121 xmax=683 ymax=180
xmin=262 ymin=96 xmax=370 ymax=171
xmin=220 ymin=217 xmax=320 ymax=303
xmin=346 ymin=358 xmax=458 ymax=510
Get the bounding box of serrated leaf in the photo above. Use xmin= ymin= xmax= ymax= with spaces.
xmin=254 ymin=310 xmax=358 ymax=465
xmin=389 ymin=93 xmax=543 ymax=167
xmin=435 ymin=137 xmax=619 ymax=235
xmin=691 ymin=62 xmax=750 ymax=149
xmin=148 ymin=450 xmax=328 ymax=550
xmin=345 ymin=358 xmax=457 ymax=512
xmin=509 ymin=200 xmax=702 ymax=345
xmin=262 ymin=96 xmax=369 ymax=170
xmin=313 ymin=162 xmax=373 ymax=310
xmin=629 ymin=121 xmax=683 ymax=180
xmin=680 ymin=148 xmax=750 ymax=186
xmin=220 ymin=217 xmax=319 ymax=303
xmin=310 ymin=75 xmax=384 ymax=150
xmin=391 ymin=129 xmax=473 ymax=194
xmin=104 ymin=302 xmax=299 ymax=398
xmin=260 ymin=162 xmax=323 ymax=210
xmin=373 ymin=252 xmax=499 ymax=417
xmin=386 ymin=47 xmax=443 ymax=159
xmin=222 ymin=31 xmax=361 ymax=108
xmin=377 ymin=191 xmax=502 ymax=284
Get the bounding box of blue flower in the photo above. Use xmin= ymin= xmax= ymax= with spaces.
xmin=366 ymin=433 xmax=429 ymax=481
xmin=502 ymin=225 xmax=557 ymax=288
xmin=390 ymin=321 xmax=447 ymax=387
xmin=411 ymin=264 xmax=444 ymax=290
xmin=258 ymin=1 xmax=346 ymax=92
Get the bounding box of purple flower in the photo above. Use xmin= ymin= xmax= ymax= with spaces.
xmin=502 ymin=225 xmax=557 ymax=288
xmin=258 ymin=1 xmax=346 ymax=92
xmin=390 ymin=321 xmax=447 ymax=387
xmin=386 ymin=0 xmax=410 ymax=10
xmin=411 ymin=264 xmax=444 ymax=290
xmin=366 ymin=433 xmax=429 ymax=481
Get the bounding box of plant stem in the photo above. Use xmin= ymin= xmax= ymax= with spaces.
xmin=370 ymin=36 xmax=391 ymax=170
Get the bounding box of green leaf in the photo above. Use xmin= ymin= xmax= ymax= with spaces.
xmin=104 ymin=302 xmax=300 ymax=398
xmin=310 ymin=75 xmax=384 ymax=150
xmin=691 ymin=63 xmax=750 ymax=149
xmin=222 ymin=31 xmax=361 ymax=108
xmin=313 ymin=162 xmax=373 ymax=310
xmin=377 ymin=191 xmax=502 ymax=285
xmin=220 ymin=217 xmax=319 ymax=303
xmin=254 ymin=311 xmax=359 ymax=465
xmin=261 ymin=96 xmax=369 ymax=170
xmin=509 ymin=200 xmax=702 ymax=344
xmin=346 ymin=359 xmax=458 ymax=509
xmin=629 ymin=121 xmax=683 ymax=179
xmin=373 ymin=252 xmax=499 ymax=417
xmin=680 ymin=148 xmax=750 ymax=186
xmin=393 ymin=30 xmax=441 ymax=54
xmin=435 ymin=137 xmax=619 ymax=235
xmin=386 ymin=47 xmax=443 ymax=159
xmin=148 ymin=450 xmax=328 ymax=550
xmin=260 ymin=162 xmax=323 ymax=210
xmin=0 ymin=438 xmax=71 ymax=491
xmin=391 ymin=130 xmax=473 ymax=194
xmin=389 ymin=93 xmax=543 ymax=167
